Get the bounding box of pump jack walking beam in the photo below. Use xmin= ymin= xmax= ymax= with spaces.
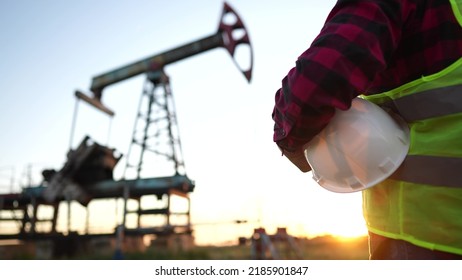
xmin=78 ymin=2 xmax=253 ymax=115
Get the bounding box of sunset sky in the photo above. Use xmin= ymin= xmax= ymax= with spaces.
xmin=0 ymin=0 xmax=367 ymax=245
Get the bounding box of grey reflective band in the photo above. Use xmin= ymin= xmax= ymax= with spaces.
xmin=381 ymin=84 xmax=462 ymax=122
xmin=389 ymin=155 xmax=462 ymax=188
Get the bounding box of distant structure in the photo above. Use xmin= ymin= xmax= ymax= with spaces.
xmin=250 ymin=228 xmax=304 ymax=260
xmin=0 ymin=2 xmax=252 ymax=259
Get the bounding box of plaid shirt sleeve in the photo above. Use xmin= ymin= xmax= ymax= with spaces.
xmin=272 ymin=0 xmax=413 ymax=152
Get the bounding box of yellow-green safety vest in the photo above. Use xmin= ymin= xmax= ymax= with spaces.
xmin=362 ymin=0 xmax=462 ymax=256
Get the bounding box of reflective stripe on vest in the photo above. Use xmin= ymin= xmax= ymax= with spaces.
xmin=378 ymin=84 xmax=462 ymax=188
xmin=390 ymin=155 xmax=462 ymax=188
xmin=381 ymin=83 xmax=462 ymax=122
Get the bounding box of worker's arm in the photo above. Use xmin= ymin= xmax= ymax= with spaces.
xmin=272 ymin=0 xmax=410 ymax=171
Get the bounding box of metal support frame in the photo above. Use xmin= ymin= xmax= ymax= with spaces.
xmin=123 ymin=70 xmax=185 ymax=180
xmin=120 ymin=70 xmax=190 ymax=235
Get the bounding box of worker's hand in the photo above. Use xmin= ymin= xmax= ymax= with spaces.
xmin=280 ymin=148 xmax=312 ymax=173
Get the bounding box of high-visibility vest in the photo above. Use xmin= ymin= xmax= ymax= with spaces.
xmin=362 ymin=0 xmax=462 ymax=255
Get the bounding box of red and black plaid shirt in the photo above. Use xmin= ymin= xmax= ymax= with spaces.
xmin=273 ymin=0 xmax=462 ymax=152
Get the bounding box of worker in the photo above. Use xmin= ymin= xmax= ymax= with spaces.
xmin=272 ymin=0 xmax=462 ymax=259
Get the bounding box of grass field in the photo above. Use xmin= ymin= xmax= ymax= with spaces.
xmin=87 ymin=235 xmax=369 ymax=260
xmin=0 ymin=234 xmax=369 ymax=260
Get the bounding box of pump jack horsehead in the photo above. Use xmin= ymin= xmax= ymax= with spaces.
xmin=43 ymin=3 xmax=253 ymax=204
xmin=75 ymin=2 xmax=254 ymax=116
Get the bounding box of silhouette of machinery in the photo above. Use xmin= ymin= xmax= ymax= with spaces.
xmin=251 ymin=228 xmax=303 ymax=260
xmin=0 ymin=2 xmax=252 ymax=257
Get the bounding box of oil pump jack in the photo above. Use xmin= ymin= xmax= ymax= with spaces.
xmin=0 ymin=2 xmax=252 ymax=255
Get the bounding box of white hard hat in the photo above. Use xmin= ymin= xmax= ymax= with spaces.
xmin=304 ymin=97 xmax=409 ymax=193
